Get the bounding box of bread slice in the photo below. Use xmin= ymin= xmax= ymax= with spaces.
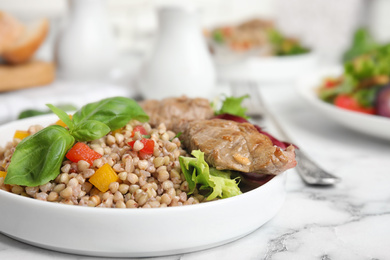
xmin=2 ymin=18 xmax=49 ymax=64
xmin=0 ymin=11 xmax=25 ymax=54
xmin=0 ymin=60 xmax=55 ymax=92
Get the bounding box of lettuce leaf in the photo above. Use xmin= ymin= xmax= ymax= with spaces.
xmin=267 ymin=28 xmax=309 ymax=56
xmin=343 ymin=28 xmax=379 ymax=62
xmin=179 ymin=150 xmax=242 ymax=200
xmin=214 ymin=95 xmax=250 ymax=119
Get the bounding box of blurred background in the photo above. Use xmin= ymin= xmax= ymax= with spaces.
xmin=3 ymin=0 xmax=387 ymax=62
xmin=0 ymin=0 xmax=389 ymax=121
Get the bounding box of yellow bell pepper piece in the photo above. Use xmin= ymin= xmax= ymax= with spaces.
xmin=55 ymin=114 xmax=73 ymax=128
xmin=0 ymin=171 xmax=7 ymax=179
xmin=89 ymin=163 xmax=119 ymax=192
xmin=13 ymin=130 xmax=30 ymax=140
xmin=111 ymin=128 xmax=123 ymax=135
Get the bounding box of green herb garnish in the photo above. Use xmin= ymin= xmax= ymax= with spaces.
xmin=343 ymin=28 xmax=379 ymax=62
xmin=267 ymin=28 xmax=309 ymax=56
xmin=212 ymin=29 xmax=225 ymax=43
xmin=214 ymin=95 xmax=250 ymax=119
xmin=170 ymin=132 xmax=182 ymax=141
xmin=5 ymin=97 xmax=149 ymax=187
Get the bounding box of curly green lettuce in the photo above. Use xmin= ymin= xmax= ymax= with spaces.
xmin=179 ymin=150 xmax=241 ymax=200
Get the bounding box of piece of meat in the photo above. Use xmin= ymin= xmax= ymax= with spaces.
xmin=140 ymin=96 xmax=214 ymax=131
xmin=181 ymin=119 xmax=297 ymax=175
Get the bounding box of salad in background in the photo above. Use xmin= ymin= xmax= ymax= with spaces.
xmin=318 ymin=28 xmax=390 ymax=118
xmin=208 ymin=18 xmax=309 ymax=56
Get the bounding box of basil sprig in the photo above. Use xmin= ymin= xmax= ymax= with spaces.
xmin=5 ymin=97 xmax=149 ymax=187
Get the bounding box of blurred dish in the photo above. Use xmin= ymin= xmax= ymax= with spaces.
xmin=209 ymin=18 xmax=309 ymax=58
xmin=217 ymin=52 xmax=318 ymax=83
xmin=318 ymin=36 xmax=390 ymax=118
xmin=0 ymin=114 xmax=287 ymax=257
xmin=207 ymin=18 xmax=315 ymax=83
xmin=296 ymin=67 xmax=390 ymax=140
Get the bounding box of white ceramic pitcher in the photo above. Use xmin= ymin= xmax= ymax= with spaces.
xmin=137 ymin=5 xmax=216 ymax=100
xmin=55 ymin=0 xmax=117 ymax=81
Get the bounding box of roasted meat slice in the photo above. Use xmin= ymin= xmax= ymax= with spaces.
xmin=140 ymin=96 xmax=214 ymax=131
xmin=181 ymin=119 xmax=296 ymax=175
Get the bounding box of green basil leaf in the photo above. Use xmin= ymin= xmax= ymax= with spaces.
xmin=46 ymin=104 xmax=74 ymax=130
xmin=18 ymin=109 xmax=51 ymax=119
xmin=72 ymin=97 xmax=149 ymax=131
xmin=4 ymin=125 xmax=75 ymax=187
xmin=71 ymin=120 xmax=111 ymax=141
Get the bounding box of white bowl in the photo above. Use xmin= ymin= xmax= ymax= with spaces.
xmin=295 ymin=67 xmax=390 ymax=140
xmin=0 ymin=114 xmax=287 ymax=257
xmin=216 ymin=52 xmax=318 ymax=83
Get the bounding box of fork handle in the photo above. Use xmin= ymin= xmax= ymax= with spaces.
xmin=294 ymin=149 xmax=341 ymax=185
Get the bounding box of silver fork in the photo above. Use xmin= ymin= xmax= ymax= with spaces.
xmin=229 ymin=80 xmax=341 ymax=186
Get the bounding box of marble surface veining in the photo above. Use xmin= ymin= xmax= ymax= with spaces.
xmin=0 ymin=84 xmax=389 ymax=260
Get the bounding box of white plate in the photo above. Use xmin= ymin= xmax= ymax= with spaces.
xmin=295 ymin=67 xmax=390 ymax=140
xmin=0 ymin=114 xmax=287 ymax=257
xmin=216 ymin=52 xmax=318 ymax=83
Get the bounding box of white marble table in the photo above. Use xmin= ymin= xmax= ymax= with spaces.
xmin=1 ymin=83 xmax=389 ymax=260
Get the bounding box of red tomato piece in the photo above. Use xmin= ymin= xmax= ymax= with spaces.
xmin=66 ymin=142 xmax=102 ymax=165
xmin=140 ymin=139 xmax=154 ymax=154
xmin=222 ymin=27 xmax=233 ymax=37
xmin=334 ymin=95 xmax=376 ymax=114
xmin=324 ymin=79 xmax=338 ymax=88
xmin=128 ymin=140 xmax=136 ymax=148
xmin=128 ymin=138 xmax=154 ymax=154
xmin=131 ymin=125 xmax=148 ymax=137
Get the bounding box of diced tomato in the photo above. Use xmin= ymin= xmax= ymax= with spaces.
xmin=131 ymin=125 xmax=148 ymax=137
xmin=334 ymin=95 xmax=376 ymax=114
xmin=128 ymin=138 xmax=155 ymax=154
xmin=230 ymin=41 xmax=251 ymax=51
xmin=140 ymin=139 xmax=154 ymax=154
xmin=66 ymin=142 xmax=102 ymax=165
xmin=324 ymin=79 xmax=339 ymax=88
xmin=241 ymin=41 xmax=251 ymax=50
xmin=222 ymin=27 xmax=233 ymax=37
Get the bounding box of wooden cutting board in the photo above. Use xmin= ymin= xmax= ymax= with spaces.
xmin=0 ymin=60 xmax=55 ymax=92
